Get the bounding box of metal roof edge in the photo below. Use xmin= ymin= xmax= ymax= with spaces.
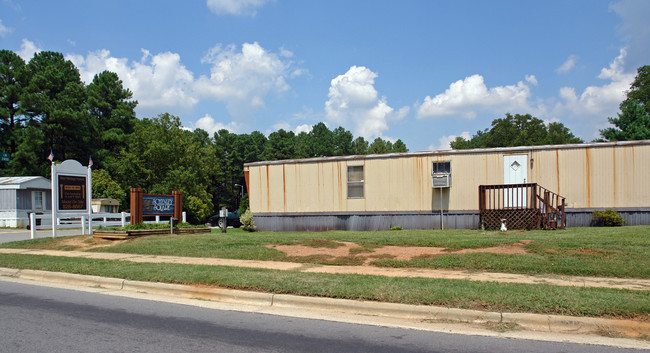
xmin=244 ymin=139 xmax=650 ymax=167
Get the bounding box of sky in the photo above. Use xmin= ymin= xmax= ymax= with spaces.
xmin=1 ymin=0 xmax=649 ymax=151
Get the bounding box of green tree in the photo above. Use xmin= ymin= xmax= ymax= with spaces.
xmin=23 ymin=51 xmax=90 ymax=162
xmin=294 ymin=131 xmax=314 ymax=158
xmin=92 ymin=168 xmax=127 ymax=208
xmin=451 ymin=113 xmax=582 ymax=149
xmin=352 ymin=136 xmax=369 ymax=155
xmin=213 ymin=129 xmax=239 ymax=211
xmin=0 ymin=50 xmax=28 ymax=156
xmin=86 ymin=71 xmax=137 ymax=167
xmin=392 ymin=139 xmax=408 ymax=152
xmin=599 ymin=65 xmax=650 ymax=141
xmin=6 ymin=122 xmax=48 ymax=176
xmin=332 ymin=126 xmax=354 ymax=156
xmin=262 ymin=129 xmax=295 ymax=160
xmin=368 ymin=137 xmax=395 ymax=154
xmin=310 ymin=122 xmax=334 ymax=157
xmin=110 ymin=114 xmax=216 ymax=223
xmin=626 ymin=65 xmax=650 ymax=110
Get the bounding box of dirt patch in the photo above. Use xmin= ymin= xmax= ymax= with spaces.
xmin=269 ymin=242 xmax=357 ymax=258
xmin=266 ymin=240 xmax=534 ymax=265
xmin=48 ymin=235 xmax=127 ymax=251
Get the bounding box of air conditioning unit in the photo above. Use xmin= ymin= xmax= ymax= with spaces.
xmin=432 ymin=173 xmax=451 ymax=188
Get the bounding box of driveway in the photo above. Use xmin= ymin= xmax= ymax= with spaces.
xmin=0 ymin=229 xmax=84 ymax=243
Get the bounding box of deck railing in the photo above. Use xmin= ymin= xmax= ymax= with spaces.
xmin=479 ymin=183 xmax=565 ymax=230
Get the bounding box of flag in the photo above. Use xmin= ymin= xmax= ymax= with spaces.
xmin=88 ymin=156 xmax=93 ymax=167
xmin=47 ymin=150 xmax=54 ymax=162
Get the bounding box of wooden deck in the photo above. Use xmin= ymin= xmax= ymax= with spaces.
xmin=479 ymin=183 xmax=565 ymax=230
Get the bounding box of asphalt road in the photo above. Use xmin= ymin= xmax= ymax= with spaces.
xmin=0 ymin=229 xmax=82 ymax=243
xmin=0 ymin=280 xmax=644 ymax=353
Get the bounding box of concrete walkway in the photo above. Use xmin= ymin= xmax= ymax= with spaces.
xmin=1 ymin=248 xmax=648 ymax=291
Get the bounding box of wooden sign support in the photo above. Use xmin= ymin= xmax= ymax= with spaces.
xmin=130 ymin=188 xmax=182 ymax=225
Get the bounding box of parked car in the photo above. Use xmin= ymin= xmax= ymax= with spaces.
xmin=208 ymin=210 xmax=241 ymax=228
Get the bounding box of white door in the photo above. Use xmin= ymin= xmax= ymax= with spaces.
xmin=503 ymin=154 xmax=528 ymax=207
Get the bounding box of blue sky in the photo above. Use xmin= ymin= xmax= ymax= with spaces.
xmin=1 ymin=0 xmax=648 ymax=151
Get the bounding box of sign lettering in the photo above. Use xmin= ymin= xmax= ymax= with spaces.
xmin=58 ymin=175 xmax=87 ymax=210
xmin=142 ymin=195 xmax=175 ymax=215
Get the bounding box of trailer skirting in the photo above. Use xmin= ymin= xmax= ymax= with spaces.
xmin=252 ymin=208 xmax=650 ymax=232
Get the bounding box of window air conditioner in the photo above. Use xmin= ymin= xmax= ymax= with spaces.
xmin=432 ymin=173 xmax=451 ymax=188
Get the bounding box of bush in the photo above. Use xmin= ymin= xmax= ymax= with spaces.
xmin=591 ymin=209 xmax=625 ymax=227
xmin=240 ymin=209 xmax=256 ymax=232
xmin=390 ymin=226 xmax=403 ymax=231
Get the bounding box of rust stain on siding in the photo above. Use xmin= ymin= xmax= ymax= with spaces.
xmin=555 ymin=149 xmax=560 ymax=195
xmin=265 ymin=165 xmax=270 ymax=211
xmin=337 ymin=161 xmax=343 ymax=210
xmin=417 ymin=157 xmax=423 ymax=208
xmin=282 ymin=164 xmax=287 ymax=212
xmin=612 ymin=148 xmax=616 ymax=205
xmin=585 ymin=148 xmax=591 ymax=207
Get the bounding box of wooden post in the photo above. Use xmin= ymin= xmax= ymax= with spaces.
xmin=173 ymin=191 xmax=183 ymax=223
xmin=130 ymin=188 xmax=143 ymax=225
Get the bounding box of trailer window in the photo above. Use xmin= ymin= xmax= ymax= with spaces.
xmin=347 ymin=166 xmax=364 ymax=199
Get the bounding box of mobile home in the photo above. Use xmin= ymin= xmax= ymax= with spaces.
xmin=244 ymin=140 xmax=650 ymax=231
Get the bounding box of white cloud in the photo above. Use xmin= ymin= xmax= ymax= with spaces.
xmin=65 ymin=42 xmax=296 ymax=120
xmin=416 ymin=74 xmax=532 ymax=119
xmin=191 ymin=114 xmax=239 ymax=135
xmin=194 ymin=42 xmax=293 ymax=119
xmin=17 ymin=39 xmax=41 ymax=61
xmin=206 ymin=0 xmax=270 ymax=16
xmin=525 ymin=75 xmax=538 ymax=86
xmin=429 ymin=131 xmax=471 ymax=151
xmin=610 ymin=0 xmax=650 ymax=70
xmin=0 ymin=19 xmax=11 ymax=37
xmin=325 ymin=65 xmax=409 ymax=139
xmin=70 ymin=49 xmax=197 ymax=116
xmin=543 ymin=117 xmax=560 ymax=126
xmin=556 ymin=55 xmax=579 ymax=73
xmin=553 ymin=49 xmax=633 ymax=119
xmin=294 ymin=124 xmax=311 ymax=134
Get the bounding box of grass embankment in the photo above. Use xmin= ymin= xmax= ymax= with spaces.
xmin=0 ymin=253 xmax=648 ymax=320
xmin=4 ymin=226 xmax=648 ymax=278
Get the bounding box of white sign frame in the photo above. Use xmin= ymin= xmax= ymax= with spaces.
xmin=51 ymin=159 xmax=92 ymax=237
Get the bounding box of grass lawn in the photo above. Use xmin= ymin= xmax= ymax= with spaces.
xmin=0 ymin=253 xmax=648 ymax=320
xmin=4 ymin=225 xmax=647 ymax=278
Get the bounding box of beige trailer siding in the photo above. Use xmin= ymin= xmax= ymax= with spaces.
xmin=247 ymin=141 xmax=650 ymax=214
xmin=529 ymin=144 xmax=649 ymax=209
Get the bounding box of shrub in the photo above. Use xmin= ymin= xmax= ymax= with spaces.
xmin=591 ymin=209 xmax=625 ymax=227
xmin=390 ymin=226 xmax=403 ymax=231
xmin=240 ymin=209 xmax=256 ymax=232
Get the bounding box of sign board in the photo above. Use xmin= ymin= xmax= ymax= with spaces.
xmin=130 ymin=189 xmax=182 ymax=225
xmin=50 ymin=159 xmax=93 ymax=238
xmin=54 ymin=160 xmax=91 ymax=214
xmin=0 ymin=152 xmax=9 ymax=162
xmin=142 ymin=195 xmax=175 ymax=215
xmin=58 ymin=175 xmax=87 ymax=210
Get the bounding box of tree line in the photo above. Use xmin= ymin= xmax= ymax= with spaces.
xmin=0 ymin=49 xmax=408 ymax=223
xmin=2 ymin=49 xmax=647 ymax=222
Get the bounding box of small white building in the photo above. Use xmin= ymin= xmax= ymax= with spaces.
xmin=91 ymin=198 xmax=120 ymax=213
xmin=0 ymin=176 xmax=52 ymax=228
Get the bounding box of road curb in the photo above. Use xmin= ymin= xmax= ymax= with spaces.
xmin=2 ymin=267 xmax=648 ymax=339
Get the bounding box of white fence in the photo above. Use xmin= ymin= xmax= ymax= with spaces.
xmin=28 ymin=212 xmax=187 ymax=239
